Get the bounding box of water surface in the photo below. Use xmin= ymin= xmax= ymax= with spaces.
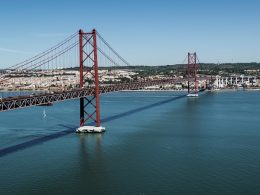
xmin=0 ymin=91 xmax=260 ymax=194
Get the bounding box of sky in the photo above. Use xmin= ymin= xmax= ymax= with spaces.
xmin=0 ymin=0 xmax=260 ymax=67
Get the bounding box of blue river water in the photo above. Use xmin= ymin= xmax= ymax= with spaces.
xmin=0 ymin=90 xmax=260 ymax=194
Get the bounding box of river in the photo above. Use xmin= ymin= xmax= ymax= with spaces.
xmin=0 ymin=91 xmax=260 ymax=194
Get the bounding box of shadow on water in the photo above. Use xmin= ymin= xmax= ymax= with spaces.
xmin=0 ymin=94 xmax=186 ymax=158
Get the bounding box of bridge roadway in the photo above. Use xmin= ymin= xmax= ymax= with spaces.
xmin=0 ymin=77 xmax=212 ymax=112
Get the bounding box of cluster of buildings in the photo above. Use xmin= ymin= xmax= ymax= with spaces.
xmin=0 ymin=69 xmax=137 ymax=91
xmin=213 ymin=75 xmax=260 ymax=89
xmin=0 ymin=69 xmax=259 ymax=91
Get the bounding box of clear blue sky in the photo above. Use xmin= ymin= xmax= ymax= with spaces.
xmin=0 ymin=0 xmax=259 ymax=67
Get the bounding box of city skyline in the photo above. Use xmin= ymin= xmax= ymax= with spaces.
xmin=0 ymin=0 xmax=260 ymax=67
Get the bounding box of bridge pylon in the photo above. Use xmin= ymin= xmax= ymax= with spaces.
xmin=187 ymin=52 xmax=198 ymax=95
xmin=79 ymin=29 xmax=100 ymax=127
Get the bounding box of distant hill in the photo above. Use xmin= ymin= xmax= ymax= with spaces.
xmin=2 ymin=63 xmax=259 ymax=76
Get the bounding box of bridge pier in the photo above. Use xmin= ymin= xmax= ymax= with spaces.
xmin=79 ymin=29 xmax=101 ymax=127
xmin=187 ymin=52 xmax=198 ymax=96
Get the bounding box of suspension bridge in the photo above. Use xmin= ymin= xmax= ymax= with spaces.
xmin=0 ymin=29 xmax=212 ymax=129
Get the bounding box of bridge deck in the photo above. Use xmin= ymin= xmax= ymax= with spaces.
xmin=0 ymin=79 xmax=187 ymax=112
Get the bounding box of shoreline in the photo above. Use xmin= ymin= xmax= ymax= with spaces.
xmin=1 ymin=88 xmax=260 ymax=93
xmin=121 ymin=89 xmax=188 ymax=92
xmin=122 ymin=88 xmax=260 ymax=92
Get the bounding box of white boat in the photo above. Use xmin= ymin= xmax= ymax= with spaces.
xmin=187 ymin=93 xmax=198 ymax=97
xmin=76 ymin=126 xmax=106 ymax=133
xmin=43 ymin=109 xmax=47 ymax=118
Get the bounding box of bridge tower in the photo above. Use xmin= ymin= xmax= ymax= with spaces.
xmin=187 ymin=52 xmax=198 ymax=95
xmin=79 ymin=29 xmax=100 ymax=127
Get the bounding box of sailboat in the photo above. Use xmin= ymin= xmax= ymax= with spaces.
xmin=43 ymin=109 xmax=47 ymax=118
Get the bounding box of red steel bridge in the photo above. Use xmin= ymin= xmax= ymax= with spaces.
xmin=0 ymin=29 xmax=213 ymax=127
